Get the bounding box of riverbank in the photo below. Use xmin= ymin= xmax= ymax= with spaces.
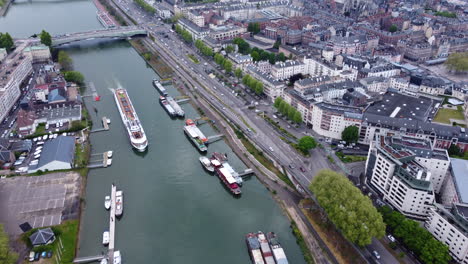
xmin=0 ymin=0 xmax=13 ymax=17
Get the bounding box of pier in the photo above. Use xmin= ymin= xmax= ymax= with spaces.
xmin=207 ymin=134 xmax=224 ymax=144
xmin=175 ymin=98 xmax=190 ymax=104
xmin=238 ymin=168 xmax=254 ymax=178
xmin=90 ymin=116 xmax=110 ymax=133
xmin=108 ymin=184 xmax=117 ymax=263
xmin=73 ymin=255 xmax=105 ymax=263
xmin=82 ymin=82 xmax=101 ymax=101
xmin=87 ymin=151 xmax=112 ymax=168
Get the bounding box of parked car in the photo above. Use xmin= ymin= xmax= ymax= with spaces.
xmin=34 ymin=252 xmax=40 ymax=261
xmin=28 ymin=251 xmax=35 ymax=262
xmin=47 ymin=251 xmax=53 ymax=258
xmin=41 ymin=251 xmax=47 ymax=258
xmin=387 ymin=234 xmax=396 ymax=242
xmin=372 ymin=250 xmax=381 ymax=259
xmin=288 ymin=164 xmax=295 ymax=169
xmin=299 ymin=167 xmax=306 ymax=172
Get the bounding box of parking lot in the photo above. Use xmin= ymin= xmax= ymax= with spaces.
xmin=0 ymin=172 xmax=81 ymax=236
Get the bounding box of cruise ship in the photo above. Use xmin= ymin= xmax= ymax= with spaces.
xmin=184 ymin=119 xmax=208 ymax=152
xmin=152 ymin=79 xmax=168 ymax=96
xmin=113 ymin=88 xmax=148 ymax=152
xmin=211 ymin=153 xmax=241 ymax=195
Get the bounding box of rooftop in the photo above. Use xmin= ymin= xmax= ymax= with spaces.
xmin=451 ymin=158 xmax=468 ymax=204
xmin=365 ymin=92 xmax=439 ymax=121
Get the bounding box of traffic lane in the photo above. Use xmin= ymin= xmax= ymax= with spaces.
xmin=367 ymin=238 xmax=399 ymax=264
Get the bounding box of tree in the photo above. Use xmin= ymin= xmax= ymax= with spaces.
xmin=233 ymin=37 xmax=250 ymax=54
xmin=445 ymin=52 xmax=468 ymax=72
xmin=247 ymin=22 xmax=260 ymax=34
xmin=64 ymin=71 xmax=85 ymax=84
xmin=278 ymin=100 xmax=287 ymax=114
xmin=388 ymin=24 xmax=398 ymax=33
xmin=242 ymin=74 xmax=251 ymax=86
xmin=310 ymin=170 xmax=386 ymax=247
xmin=251 ymin=50 xmax=260 ymax=62
xmin=235 ymin=68 xmax=243 ymax=78
xmin=40 ymin=30 xmax=52 ymax=47
xmin=225 ymin=45 xmax=235 ymax=53
xmin=341 ymin=125 xmax=359 ymax=144
xmin=287 ymin=104 xmax=295 ymax=120
xmin=58 ymin=50 xmax=73 ymax=71
xmin=0 ymin=33 xmax=14 ymax=51
xmin=298 ymin=136 xmax=316 ymax=152
xmin=273 ymin=97 xmax=283 ymax=108
xmin=448 ymin=144 xmax=462 ymax=156
xmin=275 ymin=52 xmax=286 ymax=62
xmin=293 ymin=110 xmax=302 ymax=124
xmin=379 ymin=206 xmax=451 ymax=264
xmin=273 ymin=39 xmax=281 ymax=49
xmin=0 ymin=224 xmax=18 ymax=264
xmin=254 ymin=81 xmax=263 ymax=95
xmin=214 ymin=53 xmax=224 ymax=65
xmin=268 ymin=52 xmax=276 ymax=64
xmin=223 ymin=59 xmax=233 ymax=73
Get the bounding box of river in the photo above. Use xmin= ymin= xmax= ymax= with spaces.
xmin=1 ymin=1 xmax=306 ymax=263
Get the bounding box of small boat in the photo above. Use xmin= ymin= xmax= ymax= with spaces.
xmin=107 ymin=151 xmax=113 ymax=158
xmin=107 ymin=159 xmax=112 ymax=166
xmin=115 ymin=190 xmax=123 ymax=218
xmin=102 ymin=231 xmax=110 ymax=246
xmin=100 ymin=258 xmax=108 ymax=264
xmin=199 ymin=156 xmax=214 ymax=172
xmin=104 ymin=196 xmax=111 ymax=210
xmin=113 ymin=251 xmax=121 ymax=264
xmin=106 ymin=118 xmax=111 ymax=124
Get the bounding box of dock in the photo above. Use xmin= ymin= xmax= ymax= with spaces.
xmin=238 ymin=168 xmax=254 ymax=178
xmin=73 ymin=255 xmax=105 ymax=263
xmin=82 ymin=82 xmax=101 ymax=101
xmin=90 ymin=116 xmax=110 ymax=133
xmin=87 ymin=151 xmax=112 ymax=168
xmin=207 ymin=134 xmax=224 ymax=144
xmin=108 ymin=184 xmax=117 ymax=263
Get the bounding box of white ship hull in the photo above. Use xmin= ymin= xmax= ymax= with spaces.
xmin=113 ymin=89 xmax=148 ymax=152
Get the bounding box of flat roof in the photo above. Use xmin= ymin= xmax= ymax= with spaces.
xmin=365 ymin=92 xmax=438 ymax=121
xmin=451 ymin=158 xmax=468 ymax=204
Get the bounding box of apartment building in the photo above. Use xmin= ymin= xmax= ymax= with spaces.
xmin=311 ymin=102 xmax=362 ymax=139
xmin=245 ymin=65 xmax=285 ymax=102
xmin=23 ymin=45 xmax=51 ymax=63
xmin=270 ymin=60 xmax=304 ymax=80
xmin=366 ymin=134 xmax=435 ymax=219
xmin=359 ymin=76 xmax=389 ymax=93
xmin=419 ymin=76 xmax=452 ymax=96
xmin=426 ymin=204 xmax=468 ymax=263
xmin=208 ymin=25 xmax=246 ymax=41
xmin=177 ymin=18 xmax=210 ymax=40
xmin=303 ymin=56 xmax=340 ymax=78
xmin=0 ymin=46 xmax=33 ymax=123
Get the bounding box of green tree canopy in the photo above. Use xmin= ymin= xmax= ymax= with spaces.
xmin=40 ymin=30 xmax=52 ymax=47
xmin=234 ymin=68 xmax=243 ymax=78
xmin=58 ymin=50 xmax=73 ymax=71
xmin=293 ymin=110 xmax=302 ymax=124
xmin=379 ymin=206 xmax=451 ymax=264
xmin=64 ymin=71 xmax=85 ymax=84
xmin=223 ymin=59 xmax=233 ymax=73
xmin=0 ymin=33 xmax=14 ymax=51
xmin=0 ymin=224 xmax=18 ymax=264
xmin=341 ymin=125 xmax=359 ymax=144
xmin=247 ymin=22 xmax=260 ymax=34
xmin=225 ymin=45 xmax=235 ymax=53
xmin=298 ymin=136 xmax=316 ymax=152
xmin=254 ymin=81 xmax=263 ymax=95
xmin=445 ymin=52 xmax=468 ymax=72
xmin=273 ymin=97 xmax=283 ymax=108
xmin=310 ymin=170 xmax=386 ymax=247
xmin=278 ymin=100 xmax=287 ymax=114
xmin=388 ymin=24 xmax=398 ymax=33
xmin=251 ymin=50 xmax=260 ymax=61
xmin=273 ymin=39 xmax=281 ymax=49
xmin=233 ymin=37 xmax=250 ymax=54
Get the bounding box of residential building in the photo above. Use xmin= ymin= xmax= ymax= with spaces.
xmin=227 ymin=53 xmax=253 ymax=70
xmin=366 ymin=134 xmax=435 ymax=219
xmin=419 ymin=76 xmax=452 ymax=96
xmin=360 ymin=76 xmax=389 ymax=93
xmin=208 ymin=25 xmax=246 ymax=41
xmin=177 ymin=18 xmax=210 ymax=40
xmin=0 ymin=44 xmax=33 ymax=123
xmin=441 ymin=158 xmax=468 ymax=206
xmin=23 ymin=45 xmax=51 ymax=63
xmin=245 ymin=65 xmax=285 ymax=102
xmin=271 ymin=60 xmax=304 ymax=80
xmin=310 ymin=102 xmax=362 ymax=139
xmin=426 ymin=204 xmax=468 ymax=263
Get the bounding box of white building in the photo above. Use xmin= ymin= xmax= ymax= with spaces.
xmin=270 ymin=60 xmax=304 ymax=80
xmin=0 ymin=44 xmax=33 ymax=123
xmin=303 ymin=56 xmax=340 ymax=78
xmin=310 ymin=102 xmax=362 ymax=139
xmin=426 ymin=204 xmax=468 ymax=264
xmin=360 ymin=76 xmax=389 ymax=93
xmin=366 ymin=134 xmax=435 ymax=219
xmin=390 ymin=77 xmax=409 ymax=92
xmin=246 ymin=65 xmax=285 ymax=102
xmin=23 ymin=45 xmax=51 ymax=63
xmin=228 ymin=53 xmax=253 ymax=70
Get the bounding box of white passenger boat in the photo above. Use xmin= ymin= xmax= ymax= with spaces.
xmin=104 ymin=196 xmax=111 ymax=210
xmin=102 ymin=231 xmax=110 ymax=246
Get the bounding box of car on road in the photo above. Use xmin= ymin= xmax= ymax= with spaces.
xmin=372 ymin=250 xmax=381 ymax=259
xmin=269 ymin=147 xmax=274 ymax=152
xmin=387 ymin=234 xmax=396 ymax=242
xmin=299 ymin=167 xmax=306 ymax=172
xmin=288 ymin=164 xmax=295 ymax=169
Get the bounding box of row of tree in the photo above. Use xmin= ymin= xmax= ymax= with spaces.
xmin=214 ymin=53 xmax=233 ymax=73
xmin=242 ymin=74 xmax=263 ymax=95
xmin=134 ymin=0 xmax=155 ymax=13
xmin=232 ymin=38 xmax=287 ymax=64
xmin=310 ymin=170 xmax=386 ymax=247
xmin=273 ymin=97 xmax=302 ymax=124
xmin=174 ymin=25 xmax=193 ymax=43
xmin=379 ymin=206 xmax=452 ymax=264
xmin=0 ymin=32 xmax=14 ymax=51
xmin=194 ymin=39 xmax=214 ymax=57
